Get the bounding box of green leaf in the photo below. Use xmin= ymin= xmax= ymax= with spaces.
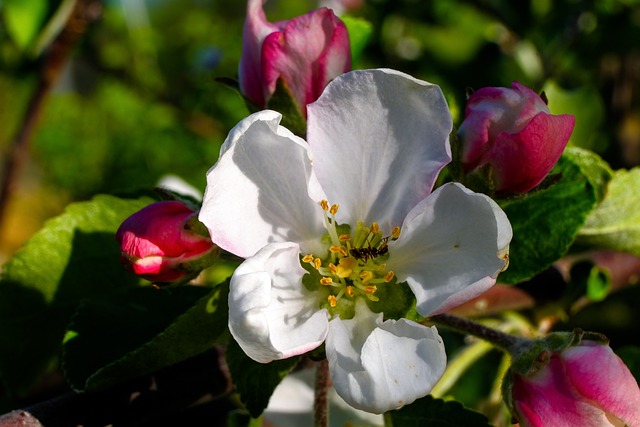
xmin=387 ymin=395 xmax=491 ymax=427
xmin=2 ymin=0 xmax=49 ymax=50
xmin=576 ymin=168 xmax=640 ymax=256
xmin=341 ymin=16 xmax=373 ymax=67
xmin=586 ymin=265 xmax=611 ymax=301
xmin=62 ymin=282 xmax=229 ymax=391
xmin=0 ymin=194 xmax=153 ymax=396
xmin=498 ymin=150 xmax=598 ymax=284
xmin=226 ymin=340 xmax=300 ymax=418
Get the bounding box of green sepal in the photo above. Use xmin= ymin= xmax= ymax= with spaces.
xmin=266 ymin=78 xmax=307 ymax=137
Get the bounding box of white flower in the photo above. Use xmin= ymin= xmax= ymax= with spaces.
xmin=199 ymin=69 xmax=512 ymax=414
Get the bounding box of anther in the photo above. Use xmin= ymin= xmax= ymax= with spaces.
xmin=346 ymin=286 xmax=355 ymax=297
xmin=328 ymin=295 xmax=337 ymax=307
xmin=384 ymin=271 xmax=395 ymax=283
xmin=320 ymin=200 xmax=329 ymax=211
xmin=365 ymin=285 xmax=377 ymax=295
xmin=392 ymin=226 xmax=401 ymax=239
xmin=313 ymin=258 xmax=322 ymax=269
xmin=329 ymin=245 xmax=343 ymax=253
xmin=371 ymin=222 xmax=379 ymax=234
xmin=320 ymin=277 xmax=333 ymax=286
xmin=359 ymin=270 xmax=373 ymax=283
xmin=330 ymin=204 xmax=339 ymax=215
xmin=339 ymin=234 xmax=351 ymax=242
xmin=329 ymin=263 xmax=338 ymax=274
xmin=302 ymin=254 xmax=314 ymax=263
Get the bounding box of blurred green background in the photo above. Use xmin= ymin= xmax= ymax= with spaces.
xmin=2 ymin=0 xmax=640 ymax=256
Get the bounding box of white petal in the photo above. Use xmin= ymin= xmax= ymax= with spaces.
xmin=326 ymin=300 xmax=447 ymax=414
xmin=389 ymin=182 xmax=512 ymax=317
xmin=200 ymin=111 xmax=326 ymax=258
xmin=228 ymin=242 xmax=329 ymax=363
xmin=307 ymin=69 xmax=452 ymax=232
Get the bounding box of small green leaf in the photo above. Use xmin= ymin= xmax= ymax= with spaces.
xmin=226 ymin=340 xmax=300 ymax=418
xmin=0 ymin=194 xmax=153 ymax=396
xmin=388 ymin=395 xmax=491 ymax=427
xmin=2 ymin=0 xmax=49 ymax=50
xmin=341 ymin=16 xmax=373 ymax=67
xmin=586 ymin=265 xmax=611 ymax=301
xmin=498 ymin=150 xmax=598 ymax=284
xmin=62 ymin=282 xmax=229 ymax=391
xmin=577 ymin=168 xmax=640 ymax=256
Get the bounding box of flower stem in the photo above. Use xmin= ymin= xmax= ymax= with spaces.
xmin=429 ymin=313 xmax=523 ymax=351
xmin=314 ymin=359 xmax=330 ymax=427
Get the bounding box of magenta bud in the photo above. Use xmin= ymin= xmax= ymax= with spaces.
xmin=458 ymin=82 xmax=575 ymax=193
xmin=239 ymin=0 xmax=351 ymax=117
xmin=506 ymin=336 xmax=640 ymax=427
xmin=116 ymin=201 xmax=218 ymax=284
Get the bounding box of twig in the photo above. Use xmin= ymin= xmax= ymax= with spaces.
xmin=313 ymin=359 xmax=330 ymax=427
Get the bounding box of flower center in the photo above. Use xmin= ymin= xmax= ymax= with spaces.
xmin=302 ymin=200 xmax=400 ymax=314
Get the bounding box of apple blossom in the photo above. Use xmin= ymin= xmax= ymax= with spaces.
xmin=239 ymin=0 xmax=351 ymax=117
xmin=508 ymin=339 xmax=640 ymax=427
xmin=199 ymin=69 xmax=512 ymax=413
xmin=458 ymin=82 xmax=575 ymax=193
xmin=116 ymin=201 xmax=218 ymax=284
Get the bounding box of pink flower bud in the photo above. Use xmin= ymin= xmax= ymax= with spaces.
xmin=458 ymin=82 xmax=575 ymax=193
xmin=116 ymin=201 xmax=217 ymax=284
xmin=239 ymin=0 xmax=351 ymax=117
xmin=510 ymin=341 xmax=640 ymax=427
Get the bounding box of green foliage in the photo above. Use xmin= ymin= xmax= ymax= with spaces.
xmin=577 ymin=168 xmax=640 ymax=256
xmin=387 ymin=395 xmax=492 ymax=427
xmin=225 ymin=340 xmax=300 ymax=418
xmin=498 ymin=148 xmax=602 ymax=284
xmin=341 ymin=15 xmax=373 ymax=67
xmin=2 ymin=0 xmax=48 ymax=51
xmin=62 ymin=282 xmax=228 ymax=391
xmin=0 ymin=194 xmax=153 ymax=396
xmin=543 ymin=81 xmax=607 ymax=154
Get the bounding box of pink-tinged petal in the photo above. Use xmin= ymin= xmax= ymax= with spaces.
xmin=389 ymin=183 xmax=511 ymax=316
xmin=563 ymin=342 xmax=640 ymax=427
xmin=262 ymin=8 xmax=350 ymax=116
xmin=239 ymin=0 xmax=282 ymax=107
xmin=307 ymin=69 xmax=452 ymax=233
xmin=228 ymin=242 xmax=329 ymax=363
xmin=512 ymin=356 xmax=610 ymax=427
xmin=199 ymin=110 xmax=326 ymax=258
xmin=326 ymin=300 xmax=446 ymax=414
xmin=489 ymin=112 xmax=575 ymax=192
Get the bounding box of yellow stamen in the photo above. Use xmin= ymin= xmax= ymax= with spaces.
xmin=328 ymin=295 xmax=337 ymax=307
xmin=339 ymin=246 xmax=348 ymax=257
xmin=330 ymin=204 xmax=339 ymax=215
xmin=346 ymin=286 xmax=355 ymax=297
xmin=329 ymin=245 xmax=343 ymax=254
xmin=320 ymin=277 xmax=333 ymax=286
xmin=384 ymin=271 xmax=395 ymax=283
xmin=302 ymin=254 xmax=314 ymax=263
xmin=313 ymin=258 xmax=322 ymax=269
xmin=320 ymin=200 xmax=329 ymax=211
xmin=359 ymin=270 xmax=373 ymax=283
xmin=371 ymin=222 xmax=379 ymax=234
xmin=365 ymin=285 xmax=377 ymax=295
xmin=329 ymin=263 xmax=338 ymax=275
xmin=392 ymin=226 xmax=401 ymax=239
xmin=339 ymin=234 xmax=351 ymax=242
